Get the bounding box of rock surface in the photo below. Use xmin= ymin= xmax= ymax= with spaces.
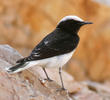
xmin=0 ymin=45 xmax=72 ymax=100
xmin=1 ymin=45 xmax=110 ymax=100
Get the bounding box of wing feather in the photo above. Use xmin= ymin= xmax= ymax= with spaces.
xmin=16 ymin=28 xmax=79 ymax=63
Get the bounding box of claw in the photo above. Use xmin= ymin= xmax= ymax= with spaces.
xmin=44 ymin=78 xmax=53 ymax=82
xmin=56 ymin=87 xmax=67 ymax=92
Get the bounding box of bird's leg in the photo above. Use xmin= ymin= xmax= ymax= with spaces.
xmin=42 ymin=68 xmax=52 ymax=81
xmin=59 ymin=67 xmax=65 ymax=90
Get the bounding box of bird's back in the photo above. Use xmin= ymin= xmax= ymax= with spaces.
xmin=17 ymin=28 xmax=79 ymax=63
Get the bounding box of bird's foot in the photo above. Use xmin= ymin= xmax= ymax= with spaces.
xmin=56 ymin=87 xmax=67 ymax=92
xmin=44 ymin=78 xmax=53 ymax=82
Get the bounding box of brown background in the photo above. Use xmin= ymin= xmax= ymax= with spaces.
xmin=0 ymin=0 xmax=110 ymax=81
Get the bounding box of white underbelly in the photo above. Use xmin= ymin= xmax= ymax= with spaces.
xmin=28 ymin=50 xmax=75 ymax=68
xmin=10 ymin=50 xmax=75 ymax=73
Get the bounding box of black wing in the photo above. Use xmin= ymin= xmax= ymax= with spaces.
xmin=17 ymin=28 xmax=79 ymax=63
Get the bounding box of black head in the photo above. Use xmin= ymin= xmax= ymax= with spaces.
xmin=57 ymin=16 xmax=93 ymax=34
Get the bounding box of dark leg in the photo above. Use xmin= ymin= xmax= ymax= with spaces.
xmin=42 ymin=68 xmax=52 ymax=81
xmin=59 ymin=67 xmax=65 ymax=90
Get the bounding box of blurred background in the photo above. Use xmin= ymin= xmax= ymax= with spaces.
xmin=0 ymin=0 xmax=110 ymax=82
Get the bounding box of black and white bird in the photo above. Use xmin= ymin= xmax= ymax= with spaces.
xmin=6 ymin=15 xmax=92 ymax=90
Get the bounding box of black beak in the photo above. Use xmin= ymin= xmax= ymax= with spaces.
xmin=82 ymin=21 xmax=93 ymax=25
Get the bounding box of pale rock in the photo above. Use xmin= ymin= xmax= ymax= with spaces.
xmin=0 ymin=45 xmax=107 ymax=100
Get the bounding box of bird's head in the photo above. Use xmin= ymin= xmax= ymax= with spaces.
xmin=57 ymin=15 xmax=93 ymax=33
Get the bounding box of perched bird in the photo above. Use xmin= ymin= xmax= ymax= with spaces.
xmin=6 ymin=15 xmax=92 ymax=90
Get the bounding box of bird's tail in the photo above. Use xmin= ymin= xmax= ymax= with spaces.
xmin=5 ymin=62 xmax=29 ymax=74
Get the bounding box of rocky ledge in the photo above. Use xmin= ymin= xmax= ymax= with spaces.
xmin=0 ymin=45 xmax=110 ymax=100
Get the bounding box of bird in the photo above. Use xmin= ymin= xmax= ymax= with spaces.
xmin=6 ymin=15 xmax=92 ymax=90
